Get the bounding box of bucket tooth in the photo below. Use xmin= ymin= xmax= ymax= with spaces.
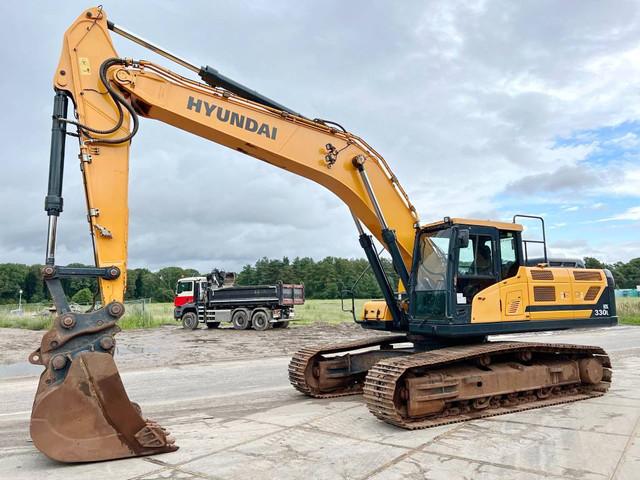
xmin=30 ymin=351 xmax=177 ymax=463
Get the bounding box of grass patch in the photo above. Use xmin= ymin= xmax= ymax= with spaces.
xmin=0 ymin=299 xmax=364 ymax=330
xmin=0 ymin=302 xmax=177 ymax=331
xmin=0 ymin=315 xmax=52 ymax=330
xmin=618 ymin=297 xmax=640 ymax=325
xmin=621 ymin=316 xmax=640 ymax=325
xmin=291 ymin=299 xmax=368 ymax=325
xmin=0 ymin=303 xmax=53 ymax=330
xmin=117 ymin=302 xmax=176 ymax=329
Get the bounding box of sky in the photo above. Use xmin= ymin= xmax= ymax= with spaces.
xmin=0 ymin=1 xmax=639 ymax=273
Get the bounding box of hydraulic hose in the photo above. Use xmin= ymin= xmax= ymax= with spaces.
xmin=58 ymin=58 xmax=139 ymax=144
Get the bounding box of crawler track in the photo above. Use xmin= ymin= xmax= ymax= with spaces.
xmin=288 ymin=335 xmax=408 ymax=398
xmin=363 ymin=341 xmax=611 ymax=429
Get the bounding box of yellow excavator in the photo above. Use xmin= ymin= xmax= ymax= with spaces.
xmin=31 ymin=6 xmax=616 ymax=462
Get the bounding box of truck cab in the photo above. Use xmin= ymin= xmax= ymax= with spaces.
xmin=174 ymin=277 xmax=206 ymax=308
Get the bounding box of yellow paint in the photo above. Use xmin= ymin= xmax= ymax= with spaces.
xmin=362 ymin=300 xmax=392 ymax=321
xmin=422 ymin=217 xmax=524 ymax=232
xmin=500 ymin=272 xmax=530 ymax=321
xmin=471 ymin=266 xmax=607 ymax=323
xmin=471 ymin=283 xmax=502 ymax=323
xmin=55 ymin=8 xmax=129 ymax=304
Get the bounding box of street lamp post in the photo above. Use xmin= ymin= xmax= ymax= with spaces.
xmin=18 ymin=289 xmax=23 ymax=312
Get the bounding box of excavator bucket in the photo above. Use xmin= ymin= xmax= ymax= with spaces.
xmin=28 ymin=291 xmax=177 ymax=463
xmin=31 ymin=351 xmax=177 ymax=462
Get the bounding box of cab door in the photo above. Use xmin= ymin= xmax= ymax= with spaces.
xmin=497 ymin=231 xmax=529 ymax=321
xmin=174 ymin=280 xmax=194 ymax=307
xmin=454 ymin=226 xmax=500 ymax=322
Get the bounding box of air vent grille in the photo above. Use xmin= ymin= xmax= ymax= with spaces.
xmin=508 ymin=299 xmax=521 ymax=314
xmin=574 ymin=271 xmax=602 ymax=281
xmin=531 ymin=270 xmax=554 ymax=280
xmin=534 ymin=286 xmax=556 ymax=302
xmin=584 ymin=286 xmax=601 ymax=302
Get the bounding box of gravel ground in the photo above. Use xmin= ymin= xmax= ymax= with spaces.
xmin=0 ymin=322 xmax=390 ymax=372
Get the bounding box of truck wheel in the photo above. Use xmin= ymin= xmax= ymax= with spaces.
xmin=182 ymin=312 xmax=199 ymax=330
xmin=232 ymin=309 xmax=250 ymax=330
xmin=251 ymin=310 xmax=270 ymax=331
xmin=279 ymin=321 xmax=290 ymax=329
xmin=206 ymin=322 xmax=220 ymax=329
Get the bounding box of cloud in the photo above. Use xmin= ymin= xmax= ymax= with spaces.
xmin=598 ymin=205 xmax=640 ymax=222
xmin=1 ymin=1 xmax=639 ymax=272
xmin=609 ymin=168 xmax=640 ymax=196
xmin=505 ymin=164 xmax=603 ymax=194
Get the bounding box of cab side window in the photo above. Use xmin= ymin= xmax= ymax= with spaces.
xmin=457 ymin=234 xmax=494 ymax=277
xmin=499 ymin=232 xmax=519 ymax=279
xmin=456 ymin=234 xmax=496 ymax=305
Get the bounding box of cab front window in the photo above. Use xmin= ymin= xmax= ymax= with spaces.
xmin=176 ymin=280 xmax=194 ymax=295
xmin=413 ymin=228 xmax=451 ymax=319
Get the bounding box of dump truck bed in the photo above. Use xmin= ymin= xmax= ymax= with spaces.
xmin=206 ymin=283 xmax=304 ymax=308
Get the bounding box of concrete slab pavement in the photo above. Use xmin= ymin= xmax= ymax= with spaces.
xmin=1 ymin=326 xmax=639 ymax=479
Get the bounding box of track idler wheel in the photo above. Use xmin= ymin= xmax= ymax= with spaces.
xmin=578 ymin=357 xmax=603 ymax=384
xmin=30 ymin=351 xmax=177 ymax=462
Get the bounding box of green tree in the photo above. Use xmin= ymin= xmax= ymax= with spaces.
xmin=615 ymin=258 xmax=640 ymax=289
xmin=72 ymin=288 xmax=93 ymax=304
xmin=135 ymin=270 xmax=145 ymax=299
xmin=126 ymin=269 xmax=140 ymax=299
xmin=584 ymin=257 xmax=606 ymax=269
xmin=0 ymin=263 xmax=29 ymax=304
xmin=24 ymin=264 xmax=45 ymax=302
xmin=237 ymin=264 xmax=257 ymax=285
xmin=134 ymin=269 xmax=161 ymax=299
xmin=155 ymin=287 xmax=175 ymax=303
xmin=60 ymin=263 xmax=97 ymax=301
xmin=157 ymin=267 xmax=189 ymax=291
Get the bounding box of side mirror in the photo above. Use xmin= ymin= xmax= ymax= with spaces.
xmin=457 ymin=229 xmax=470 ymax=249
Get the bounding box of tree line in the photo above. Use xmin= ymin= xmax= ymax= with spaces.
xmin=584 ymin=257 xmax=640 ymax=290
xmin=0 ymin=257 xmax=396 ymax=304
xmin=0 ymin=256 xmax=636 ymax=305
xmin=235 ymin=256 xmax=398 ymax=299
xmin=0 ymin=264 xmax=199 ymax=305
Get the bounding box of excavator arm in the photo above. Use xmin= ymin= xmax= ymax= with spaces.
xmin=31 ymin=7 xmax=419 ymax=462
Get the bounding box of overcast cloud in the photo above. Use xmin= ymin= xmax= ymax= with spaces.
xmin=1 ymin=0 xmax=639 ymax=272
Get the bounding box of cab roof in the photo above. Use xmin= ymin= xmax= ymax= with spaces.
xmin=421 ymin=217 xmax=524 ymax=232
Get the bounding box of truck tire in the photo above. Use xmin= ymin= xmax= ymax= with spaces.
xmin=182 ymin=311 xmax=199 ymax=330
xmin=251 ymin=310 xmax=271 ymax=331
xmin=273 ymin=321 xmax=290 ymax=329
xmin=232 ymin=309 xmax=251 ymax=330
xmin=206 ymin=322 xmax=220 ymax=329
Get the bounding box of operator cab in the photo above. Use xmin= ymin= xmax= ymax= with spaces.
xmin=410 ymin=217 xmax=525 ymax=324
